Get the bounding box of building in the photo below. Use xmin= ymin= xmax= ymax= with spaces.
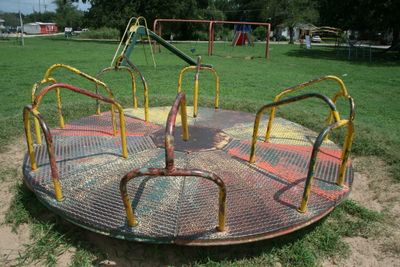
xmin=0 ymin=19 xmax=5 ymax=33
xmin=23 ymin=22 xmax=58 ymax=35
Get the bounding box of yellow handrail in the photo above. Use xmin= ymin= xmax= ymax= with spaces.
xmin=111 ymin=16 xmax=137 ymax=67
xmin=250 ymin=93 xmax=341 ymax=163
xmin=177 ymin=64 xmax=220 ymax=117
xmin=32 ymin=64 xmax=118 ymax=142
xmin=97 ymin=66 xmax=138 ymax=109
xmin=32 ymin=83 xmax=128 ymax=158
xmin=31 ymin=77 xmax=58 ymax=145
xmin=265 ymin=76 xmax=349 ymax=142
xmin=298 ymin=118 xmax=354 ymax=213
xmin=23 ymin=105 xmax=63 ymax=201
xmin=118 ymin=55 xmax=150 ymax=122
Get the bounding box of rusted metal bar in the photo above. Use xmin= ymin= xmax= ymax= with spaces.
xmin=165 ymin=92 xmax=189 ymax=170
xmin=117 ymin=56 xmax=150 ymax=122
xmin=120 ymin=167 xmax=226 ymax=231
xmin=40 ymin=63 xmax=115 ymax=115
xmin=23 ymin=105 xmax=63 ymax=201
xmin=32 ymin=64 xmax=117 ymax=144
xmin=31 ymin=78 xmax=57 ymax=144
xmin=120 ymin=92 xmax=226 ymax=231
xmin=177 ymin=65 xmax=220 ymax=117
xmin=265 ymin=75 xmax=349 ymax=142
xmin=298 ymin=118 xmax=353 ymax=213
xmin=97 ymin=66 xmax=138 ymax=109
xmin=336 ymin=96 xmax=355 ymax=186
xmin=250 ymin=93 xmax=340 ymax=164
xmin=33 ymin=83 xmax=128 ymax=158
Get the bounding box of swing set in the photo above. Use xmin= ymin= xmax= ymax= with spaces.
xmin=153 ymin=18 xmax=271 ymax=59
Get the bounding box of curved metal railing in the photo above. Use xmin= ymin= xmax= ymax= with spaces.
xmin=120 ymin=92 xmax=226 ymax=231
xmin=250 ymin=93 xmax=341 ymax=163
xmin=250 ymin=93 xmax=355 ymax=213
xmin=116 ymin=55 xmax=150 ymax=122
xmin=23 ymin=105 xmax=63 ymax=201
xmin=31 ymin=64 xmax=117 ymax=144
xmin=298 ymin=97 xmax=355 ymax=212
xmin=177 ymin=57 xmax=220 ymax=117
xmin=96 ymin=66 xmax=138 ymax=109
xmin=24 ymin=83 xmax=129 ymax=201
xmin=265 ymin=75 xmax=350 ymax=141
xmin=32 ymin=83 xmax=128 ymax=156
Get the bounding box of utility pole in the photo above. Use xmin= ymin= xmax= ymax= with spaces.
xmin=19 ymin=10 xmax=24 ymax=46
xmin=39 ymin=0 xmax=41 ymax=13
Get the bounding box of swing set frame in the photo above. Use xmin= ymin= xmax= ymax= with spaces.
xmin=153 ymin=18 xmax=271 ymax=59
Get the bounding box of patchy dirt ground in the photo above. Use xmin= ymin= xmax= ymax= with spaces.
xmin=0 ymin=139 xmax=31 ymax=266
xmin=0 ymin=140 xmax=399 ymax=266
xmin=323 ymin=157 xmax=400 ymax=267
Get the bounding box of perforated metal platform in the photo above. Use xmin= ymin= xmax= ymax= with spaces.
xmin=23 ymin=107 xmax=353 ymax=245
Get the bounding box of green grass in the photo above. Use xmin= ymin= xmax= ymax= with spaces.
xmin=0 ymin=37 xmax=398 ymax=265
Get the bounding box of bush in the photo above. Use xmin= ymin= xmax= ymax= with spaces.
xmin=253 ymin=26 xmax=267 ymax=41
xmin=78 ymin=27 xmax=119 ymax=40
xmin=275 ymin=35 xmax=288 ymax=41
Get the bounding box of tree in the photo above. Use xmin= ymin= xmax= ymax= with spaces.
xmin=84 ymin=0 xmax=205 ymax=38
xmin=25 ymin=11 xmax=57 ymax=23
xmin=278 ymin=0 xmax=319 ymax=44
xmin=53 ymin=0 xmax=84 ymax=29
xmin=319 ymin=0 xmax=400 ymax=49
xmin=0 ymin=12 xmax=20 ymax=27
xmin=229 ymin=0 xmax=318 ymax=43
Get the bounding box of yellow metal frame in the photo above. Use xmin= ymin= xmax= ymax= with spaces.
xmin=24 ymin=83 xmax=129 ymax=202
xmin=249 ymin=93 xmax=355 ymax=213
xmin=177 ymin=65 xmax=220 ymax=117
xmin=249 ymin=95 xmax=341 ymax=164
xmin=31 ymin=64 xmax=118 ymax=143
xmin=115 ymin=55 xmax=150 ymax=122
xmin=97 ymin=66 xmax=138 ymax=109
xmin=112 ymin=16 xmax=156 ymax=68
xmin=32 ymin=85 xmax=128 ymax=159
xmin=265 ymin=75 xmax=349 ymax=142
xmin=23 ymin=107 xmax=63 ymax=201
xmin=31 ymin=78 xmax=57 ymax=145
xmin=298 ymin=119 xmax=354 ymax=213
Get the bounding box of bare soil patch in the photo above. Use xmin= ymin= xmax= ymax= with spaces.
xmin=324 ymin=157 xmax=400 ymax=267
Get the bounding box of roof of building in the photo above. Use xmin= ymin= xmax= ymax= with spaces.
xmin=24 ymin=22 xmax=57 ymax=26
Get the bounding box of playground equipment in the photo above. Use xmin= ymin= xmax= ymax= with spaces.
xmin=97 ymin=17 xmax=215 ymax=124
xmin=177 ymin=57 xmax=219 ymax=117
xmin=232 ymin=24 xmax=253 ymax=46
xmin=153 ymin=18 xmax=271 ymax=59
xmin=111 ymin=17 xmax=202 ymax=67
xmin=23 ymin=56 xmax=355 ymax=244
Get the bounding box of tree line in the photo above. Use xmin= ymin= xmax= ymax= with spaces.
xmin=1 ymin=0 xmax=398 ymax=47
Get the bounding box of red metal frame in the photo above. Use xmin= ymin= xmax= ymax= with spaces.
xmin=153 ymin=19 xmax=271 ymax=59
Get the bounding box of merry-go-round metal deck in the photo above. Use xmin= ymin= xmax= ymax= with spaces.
xmin=22 ymin=105 xmax=353 ymax=245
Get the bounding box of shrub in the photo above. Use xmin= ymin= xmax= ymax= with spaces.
xmin=78 ymin=27 xmax=119 ymax=40
xmin=253 ymin=26 xmax=267 ymax=41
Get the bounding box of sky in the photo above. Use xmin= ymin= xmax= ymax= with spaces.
xmin=0 ymin=0 xmax=91 ymax=14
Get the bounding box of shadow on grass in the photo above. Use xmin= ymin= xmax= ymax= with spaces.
xmin=285 ymin=46 xmax=400 ymax=67
xmin=12 ymin=182 xmax=327 ymax=266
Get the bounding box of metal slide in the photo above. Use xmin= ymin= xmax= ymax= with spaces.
xmin=121 ymin=25 xmax=203 ymax=67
